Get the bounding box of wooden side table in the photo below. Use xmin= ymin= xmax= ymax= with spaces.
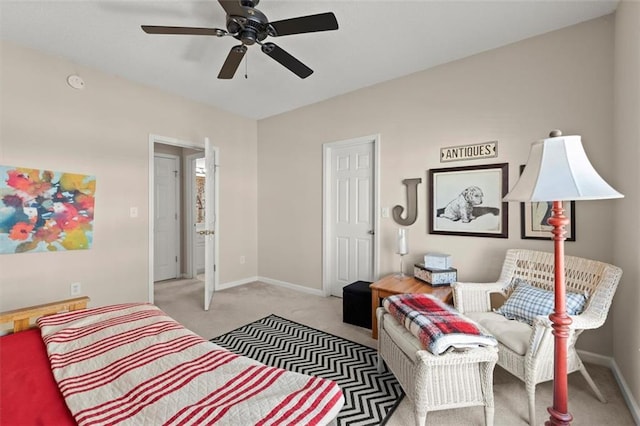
xmin=370 ymin=275 xmax=453 ymax=339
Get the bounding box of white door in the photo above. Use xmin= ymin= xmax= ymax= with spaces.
xmin=203 ymin=138 xmax=217 ymax=311
xmin=192 ymin=157 xmax=206 ymax=275
xmin=154 ymin=154 xmax=179 ymax=281
xmin=326 ymin=138 xmax=376 ymax=297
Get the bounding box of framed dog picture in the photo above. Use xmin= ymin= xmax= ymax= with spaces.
xmin=428 ymin=163 xmax=509 ymax=238
xmin=519 ymin=165 xmax=576 ymax=241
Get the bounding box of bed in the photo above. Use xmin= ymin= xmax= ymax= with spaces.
xmin=0 ymin=297 xmax=344 ymax=425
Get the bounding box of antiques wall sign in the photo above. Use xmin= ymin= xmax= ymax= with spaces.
xmin=440 ymin=141 xmax=498 ymax=162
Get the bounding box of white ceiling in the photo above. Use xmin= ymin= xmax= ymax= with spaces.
xmin=0 ymin=1 xmax=618 ymax=120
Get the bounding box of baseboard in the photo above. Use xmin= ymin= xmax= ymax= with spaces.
xmin=257 ymin=276 xmax=326 ymax=297
xmin=577 ymin=349 xmax=613 ymax=368
xmin=611 ymin=358 xmax=640 ymax=425
xmin=216 ymin=276 xmax=259 ymax=291
xmin=216 ymin=276 xmax=327 ymax=297
xmin=578 ymin=349 xmax=640 ymax=424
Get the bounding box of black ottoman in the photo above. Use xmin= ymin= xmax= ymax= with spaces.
xmin=343 ymin=281 xmax=372 ymax=329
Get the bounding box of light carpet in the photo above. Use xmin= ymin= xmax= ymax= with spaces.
xmin=210 ymin=314 xmax=403 ymax=426
xmin=155 ymin=279 xmax=636 ymax=425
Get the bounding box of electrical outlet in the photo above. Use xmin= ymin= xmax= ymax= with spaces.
xmin=70 ymin=282 xmax=82 ymax=296
xmin=240 ymin=256 xmax=246 ymax=264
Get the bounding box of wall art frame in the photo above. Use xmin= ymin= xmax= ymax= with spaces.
xmin=519 ymin=165 xmax=575 ymax=241
xmin=0 ymin=165 xmax=96 ymax=254
xmin=429 ymin=163 xmax=508 ymax=238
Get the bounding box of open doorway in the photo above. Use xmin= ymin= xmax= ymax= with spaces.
xmin=148 ymin=135 xmax=219 ymax=310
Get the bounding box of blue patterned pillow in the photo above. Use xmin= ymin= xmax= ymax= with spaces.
xmin=495 ymin=278 xmax=587 ymax=325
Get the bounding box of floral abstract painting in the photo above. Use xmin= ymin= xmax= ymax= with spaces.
xmin=0 ymin=165 xmax=96 ymax=254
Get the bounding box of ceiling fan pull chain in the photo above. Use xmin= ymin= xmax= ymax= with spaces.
xmin=245 ymin=53 xmax=248 ymax=79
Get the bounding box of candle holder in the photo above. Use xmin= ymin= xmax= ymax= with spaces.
xmin=395 ymin=228 xmax=408 ymax=279
xmin=396 ymin=253 xmax=407 ymax=279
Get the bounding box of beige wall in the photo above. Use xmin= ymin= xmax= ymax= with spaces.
xmin=0 ymin=40 xmax=258 ymax=310
xmin=613 ymin=1 xmax=640 ymax=412
xmin=258 ymin=16 xmax=618 ymax=354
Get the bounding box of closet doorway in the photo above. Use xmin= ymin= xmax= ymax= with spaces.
xmin=323 ymin=135 xmax=380 ymax=297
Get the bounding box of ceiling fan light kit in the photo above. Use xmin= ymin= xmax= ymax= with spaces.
xmin=142 ymin=0 xmax=338 ymax=79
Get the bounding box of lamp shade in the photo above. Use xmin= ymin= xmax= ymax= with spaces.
xmin=504 ymin=134 xmax=623 ymax=202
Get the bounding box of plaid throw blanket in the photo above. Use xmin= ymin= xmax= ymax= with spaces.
xmin=383 ymin=294 xmax=497 ymax=355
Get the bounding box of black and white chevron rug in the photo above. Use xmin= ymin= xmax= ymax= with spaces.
xmin=210 ymin=314 xmax=403 ymax=426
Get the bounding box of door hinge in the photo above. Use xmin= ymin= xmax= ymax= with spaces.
xmin=175 ymin=256 xmax=178 ymax=262
xmin=214 ymin=264 xmax=216 ymax=272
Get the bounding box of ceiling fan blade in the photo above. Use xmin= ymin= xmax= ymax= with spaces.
xmin=218 ymin=0 xmax=246 ymax=16
xmin=141 ymin=25 xmax=226 ymax=36
xmin=261 ymin=42 xmax=312 ymax=79
xmin=218 ymin=45 xmax=248 ymax=79
xmin=268 ymin=12 xmax=338 ymax=37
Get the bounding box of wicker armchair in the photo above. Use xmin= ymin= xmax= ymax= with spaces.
xmin=377 ymin=307 xmax=498 ymax=426
xmin=452 ymin=249 xmax=623 ymax=425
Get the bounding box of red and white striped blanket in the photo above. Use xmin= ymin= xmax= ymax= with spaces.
xmin=383 ymin=294 xmax=497 ymax=355
xmin=37 ymin=303 xmax=344 ymax=425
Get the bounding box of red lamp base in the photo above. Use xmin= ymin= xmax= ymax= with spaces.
xmin=545 ymin=200 xmax=573 ymax=425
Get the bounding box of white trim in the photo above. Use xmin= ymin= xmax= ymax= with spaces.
xmin=217 ymin=276 xmax=260 ymax=291
xmin=217 ymin=276 xmax=328 ymax=297
xmin=578 ymin=350 xmax=640 ymax=424
xmin=148 ymin=134 xmax=220 ymax=305
xmin=611 ymin=359 xmax=640 ymax=425
xmin=577 ymin=349 xmax=613 ymax=367
xmin=322 ymin=134 xmax=380 ymax=297
xmin=258 ymin=276 xmax=327 ymax=297
xmin=148 ymin=138 xmax=154 ymax=303
xmin=184 ymin=153 xmax=200 ymax=279
xmin=211 ymin=147 xmax=221 ymax=292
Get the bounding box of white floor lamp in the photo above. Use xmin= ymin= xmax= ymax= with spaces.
xmin=504 ymin=130 xmax=623 ymax=425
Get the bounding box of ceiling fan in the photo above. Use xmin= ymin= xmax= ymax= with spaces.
xmin=141 ymin=0 xmax=338 ymax=79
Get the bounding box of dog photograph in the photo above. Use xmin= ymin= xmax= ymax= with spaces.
xmin=439 ymin=185 xmax=485 ymax=223
xmin=429 ymin=163 xmax=508 ymax=238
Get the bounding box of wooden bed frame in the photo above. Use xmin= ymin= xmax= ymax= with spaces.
xmin=0 ymin=296 xmax=90 ymax=332
xmin=0 ymin=297 xmax=90 ymax=426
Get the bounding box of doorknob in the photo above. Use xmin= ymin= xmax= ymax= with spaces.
xmin=198 ymin=230 xmax=215 ymax=235
xmin=368 ymin=230 xmax=375 ymax=235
